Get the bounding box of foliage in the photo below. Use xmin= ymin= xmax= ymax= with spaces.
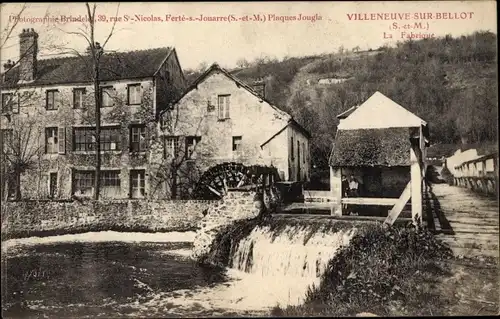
xmin=277 ymin=223 xmax=454 ymax=317
xmin=231 ymin=32 xmax=498 ymax=169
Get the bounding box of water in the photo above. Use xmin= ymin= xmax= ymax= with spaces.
xmin=229 ymin=225 xmax=357 ymax=307
xmin=2 ymin=238 xmax=230 ymax=318
xmin=2 ymin=225 xmax=357 ymax=317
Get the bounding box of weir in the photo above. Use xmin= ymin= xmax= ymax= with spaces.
xmin=192 ymin=188 xmax=364 ymax=308
xmin=212 ymin=222 xmax=358 ymax=307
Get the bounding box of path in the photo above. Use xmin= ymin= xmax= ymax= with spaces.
xmin=425 ymin=183 xmax=499 ymax=258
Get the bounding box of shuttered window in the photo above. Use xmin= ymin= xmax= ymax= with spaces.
xmin=127 ymin=84 xmax=142 ymax=105
xmin=46 ymin=90 xmax=58 ymax=110
xmin=218 ymin=95 xmax=230 ymax=120
xmin=45 ymin=127 xmax=58 ymax=154
xmin=73 ymin=88 xmax=86 ymax=109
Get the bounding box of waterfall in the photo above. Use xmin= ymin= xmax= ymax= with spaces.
xmin=227 ymin=224 xmax=357 ymax=307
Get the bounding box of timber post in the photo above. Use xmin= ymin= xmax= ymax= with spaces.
xmin=410 ymin=144 xmax=423 ymax=228
xmin=330 ymin=166 xmax=342 ymax=216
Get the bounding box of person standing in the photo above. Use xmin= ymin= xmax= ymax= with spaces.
xmin=348 ymin=175 xmax=360 ymax=197
xmin=348 ymin=175 xmax=360 ymax=216
xmin=341 ymin=175 xmax=349 ymax=198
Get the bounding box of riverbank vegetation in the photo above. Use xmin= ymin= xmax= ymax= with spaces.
xmin=271 ymin=224 xmax=498 ymax=317
xmin=188 ymin=32 xmax=498 ymax=169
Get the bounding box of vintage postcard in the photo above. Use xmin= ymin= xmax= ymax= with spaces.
xmin=1 ymin=1 xmax=498 ymax=318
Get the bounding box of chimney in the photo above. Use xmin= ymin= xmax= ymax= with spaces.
xmin=19 ymin=28 xmax=38 ymax=82
xmin=251 ymin=80 xmax=265 ymax=98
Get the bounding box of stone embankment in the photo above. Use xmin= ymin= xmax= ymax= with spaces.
xmin=191 ymin=189 xmax=264 ymax=260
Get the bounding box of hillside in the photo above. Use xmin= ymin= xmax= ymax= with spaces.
xmin=186 ymin=32 xmax=498 ymax=167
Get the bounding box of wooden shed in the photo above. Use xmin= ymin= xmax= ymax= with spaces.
xmin=329 ymin=92 xmax=429 ymax=226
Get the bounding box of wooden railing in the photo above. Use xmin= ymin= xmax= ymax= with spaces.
xmin=454 ymin=152 xmax=498 ymax=196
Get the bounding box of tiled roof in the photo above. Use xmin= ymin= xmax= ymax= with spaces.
xmin=1 ymin=47 xmax=172 ymax=88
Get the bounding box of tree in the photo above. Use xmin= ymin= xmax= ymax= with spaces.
xmin=236 ymin=58 xmax=250 ymax=68
xmin=1 ymin=4 xmax=49 ymax=200
xmin=150 ymin=99 xmax=215 ymax=199
xmin=1 ymin=115 xmax=44 ymax=200
xmin=53 ymin=2 xmax=120 ymax=199
xmin=197 ymin=61 xmax=208 ymax=72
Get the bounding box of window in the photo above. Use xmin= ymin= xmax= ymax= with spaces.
xmin=297 ymin=140 xmax=300 ymax=164
xmin=164 ymin=136 xmax=179 ymax=158
xmin=7 ymin=172 xmax=16 ymax=199
xmin=73 ymin=127 xmax=94 ymax=151
xmin=46 ymin=90 xmax=58 ymax=110
xmin=1 ymin=129 xmax=13 ymax=155
xmin=2 ymin=93 xmax=13 ymax=113
xmin=72 ymin=170 xmax=121 ymax=197
xmin=45 ymin=127 xmax=58 ymax=154
xmin=232 ymin=136 xmax=242 ymax=152
xmin=185 ymin=136 xmax=201 ymax=159
xmin=127 ymin=84 xmax=142 ymax=105
xmin=73 ymin=170 xmax=95 ymax=196
xmin=217 ymin=94 xmax=230 ymax=120
xmin=130 ymin=125 xmax=146 ymax=152
xmin=73 ymin=88 xmax=86 ymax=109
xmin=100 ymin=127 xmax=121 ymax=151
xmin=100 ymin=86 xmax=114 ymax=107
xmin=130 ymin=169 xmax=145 ymax=198
xmin=303 ymin=142 xmax=306 ymax=163
xmin=101 ymin=170 xmax=121 ymax=197
xmin=49 ymin=172 xmax=57 ymax=198
xmin=73 ymin=126 xmax=120 ymax=151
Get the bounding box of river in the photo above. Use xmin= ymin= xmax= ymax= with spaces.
xmin=1 ymin=227 xmax=356 ymax=317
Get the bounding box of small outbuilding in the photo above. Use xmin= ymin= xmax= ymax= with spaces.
xmin=329 ymin=91 xmax=429 ymax=226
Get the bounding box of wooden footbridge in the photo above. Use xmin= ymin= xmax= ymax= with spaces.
xmin=280 ymin=175 xmax=499 ymax=259
xmin=425 ymin=182 xmax=498 ymax=258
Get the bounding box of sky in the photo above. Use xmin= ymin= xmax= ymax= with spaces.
xmin=0 ymin=1 xmax=497 ymax=71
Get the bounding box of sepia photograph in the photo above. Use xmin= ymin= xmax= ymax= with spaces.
xmin=0 ymin=1 xmax=498 ymax=317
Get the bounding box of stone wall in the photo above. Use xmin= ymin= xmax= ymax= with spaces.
xmin=1 ymin=199 xmax=216 ymax=239
xmin=191 ymin=189 xmax=263 ymax=260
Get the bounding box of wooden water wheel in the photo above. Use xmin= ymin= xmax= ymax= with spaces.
xmin=192 ymin=162 xmax=280 ymax=200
